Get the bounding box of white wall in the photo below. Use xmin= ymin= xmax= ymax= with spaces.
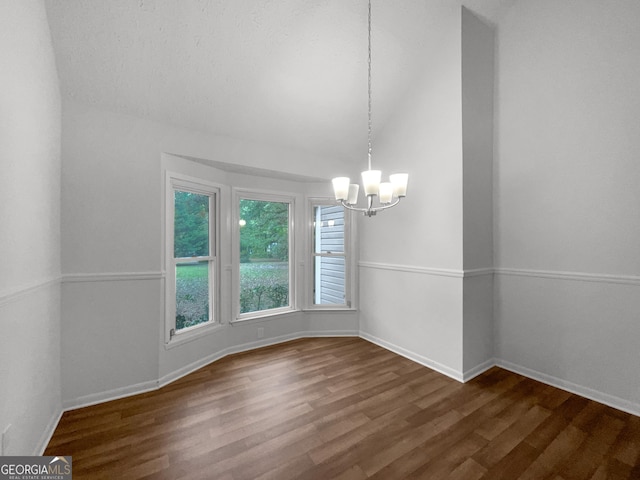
xmin=60 ymin=102 xmax=162 ymax=406
xmin=359 ymin=2 xmax=464 ymax=378
xmin=359 ymin=3 xmax=496 ymax=380
xmin=495 ymin=0 xmax=640 ymax=412
xmin=0 ymin=0 xmax=62 ymax=455
xmin=60 ymin=101 xmax=358 ymax=408
xmin=461 ymin=8 xmax=494 ymax=374
xmin=462 ymin=8 xmax=494 ymax=274
xmin=29 ymin=0 xmax=640 ymax=451
xmin=359 ymin=1 xmax=464 ymax=271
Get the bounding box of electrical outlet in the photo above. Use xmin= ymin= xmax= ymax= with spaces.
xmin=257 ymin=327 xmax=264 ymax=339
xmin=2 ymin=424 xmax=11 ymax=456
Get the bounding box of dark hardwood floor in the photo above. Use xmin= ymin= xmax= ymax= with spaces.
xmin=46 ymin=337 xmax=640 ymax=479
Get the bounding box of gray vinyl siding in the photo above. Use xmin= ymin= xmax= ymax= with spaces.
xmin=316 ymin=205 xmax=346 ymax=304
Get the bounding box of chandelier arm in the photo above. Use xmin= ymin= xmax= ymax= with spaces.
xmin=368 ymin=197 xmax=402 ymax=212
xmin=339 ymin=197 xmax=402 ymax=217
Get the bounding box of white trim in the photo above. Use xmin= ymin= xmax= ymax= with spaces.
xmin=0 ymin=276 xmax=60 ymax=307
xmin=56 ymin=267 xmax=640 ymax=286
xmin=301 ymin=307 xmax=358 ymax=313
xmin=165 ymin=173 xmax=222 ymax=343
xmin=63 ymin=331 xmax=359 ymax=411
xmin=62 ymin=272 xmax=164 ymax=283
xmin=63 ymin=378 xmax=160 ymax=411
xmin=359 ymin=261 xmax=464 ymax=278
xmin=358 ymin=262 xmax=494 ymax=279
xmin=464 ymin=267 xmax=495 ymax=278
xmin=160 ymin=330 xmax=358 ymax=387
xmin=356 ymin=334 xmax=640 ymax=415
xmin=229 ymin=308 xmax=300 ymax=325
xmin=164 ymin=323 xmax=225 ymax=350
xmin=462 ymin=358 xmax=496 ymax=382
xmin=307 ymin=198 xmax=354 ymax=310
xmin=495 ymin=267 xmax=640 ymax=286
xmin=158 ymin=348 xmax=237 ymax=389
xmin=359 ymin=262 xmax=640 ymax=286
xmin=54 ymin=334 xmax=639 ymax=438
xmin=35 ymin=409 xmax=63 ymax=456
xmin=359 ymin=332 xmax=465 ymax=382
xmin=496 ymin=359 xmax=640 ymax=417
xmin=233 ymin=189 xmax=297 ymax=320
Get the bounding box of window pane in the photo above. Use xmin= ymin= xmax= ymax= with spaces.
xmin=239 ymin=199 xmax=289 ymax=314
xmin=176 ymin=261 xmax=210 ymax=330
xmin=314 ymin=255 xmax=346 ymax=305
xmin=314 ymin=205 xmax=346 ymax=305
xmin=174 ymin=191 xmax=209 ymax=258
xmin=314 ymin=206 xmax=344 ymax=253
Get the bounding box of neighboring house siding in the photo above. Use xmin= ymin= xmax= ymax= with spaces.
xmin=316 ymin=206 xmax=345 ymax=304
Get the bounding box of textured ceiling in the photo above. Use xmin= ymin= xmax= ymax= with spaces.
xmin=45 ymin=0 xmax=514 ymax=163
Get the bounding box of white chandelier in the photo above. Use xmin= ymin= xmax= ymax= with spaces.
xmin=331 ymin=0 xmax=408 ymax=217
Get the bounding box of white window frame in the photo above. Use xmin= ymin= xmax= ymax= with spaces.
xmin=233 ymin=189 xmax=296 ymax=322
xmin=164 ymin=172 xmax=221 ymax=344
xmin=307 ymin=198 xmax=356 ymax=310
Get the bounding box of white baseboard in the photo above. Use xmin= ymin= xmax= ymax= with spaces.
xmin=357 ymin=337 xmax=640 ymax=417
xmin=359 ymin=332 xmax=465 ymax=382
xmin=158 ymin=332 xmax=299 ymax=388
xmin=63 ymin=330 xmax=359 ymax=411
xmin=462 ymin=358 xmax=496 ymax=382
xmin=159 ymin=330 xmax=358 ymax=388
xmin=55 ymin=331 xmax=639 ymax=454
xmin=496 ymin=359 xmax=640 ymax=417
xmin=62 ymin=379 xmax=160 ymax=411
xmin=35 ymin=408 xmax=64 ymax=456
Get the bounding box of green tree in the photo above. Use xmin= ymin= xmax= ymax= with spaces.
xmin=174 ymin=191 xmax=209 ymax=258
xmin=239 ymin=199 xmax=288 ymax=262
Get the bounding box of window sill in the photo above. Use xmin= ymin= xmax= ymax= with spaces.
xmin=230 ymin=308 xmax=301 ymax=325
xmin=164 ymin=322 xmax=225 ymax=350
xmin=302 ymin=307 xmax=358 ymax=313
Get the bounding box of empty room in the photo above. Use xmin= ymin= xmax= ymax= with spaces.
xmin=1 ymin=0 xmax=639 ymax=478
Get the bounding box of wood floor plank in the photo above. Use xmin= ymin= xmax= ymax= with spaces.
xmin=448 ymin=457 xmax=487 ymax=480
xmin=480 ymin=439 xmax=541 ymax=480
xmin=359 ymin=409 xmax=465 ymax=477
xmin=45 ymin=337 xmax=640 ymax=479
xmin=518 ymin=424 xmax=588 ymax=480
xmin=405 ymin=432 xmax=487 ymax=479
xmin=472 ymin=404 xmax=552 ymax=468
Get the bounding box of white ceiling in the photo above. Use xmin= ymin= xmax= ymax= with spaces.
xmin=45 ymin=0 xmax=514 ymax=163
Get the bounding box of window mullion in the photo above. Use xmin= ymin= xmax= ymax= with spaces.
xmin=175 ymin=255 xmax=215 ymax=263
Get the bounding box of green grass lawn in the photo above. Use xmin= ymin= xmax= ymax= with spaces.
xmin=176 ymin=262 xmax=208 ymax=279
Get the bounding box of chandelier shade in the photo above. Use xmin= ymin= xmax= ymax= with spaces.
xmin=330 ymin=0 xmax=408 ymax=217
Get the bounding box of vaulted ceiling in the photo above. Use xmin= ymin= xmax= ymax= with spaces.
xmin=45 ymin=0 xmax=513 ymax=163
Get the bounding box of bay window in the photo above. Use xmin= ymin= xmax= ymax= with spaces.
xmin=164 ymin=162 xmax=355 ymax=345
xmin=235 ymin=192 xmax=295 ymax=320
xmin=310 ymin=201 xmax=352 ymax=308
xmin=165 ymin=174 xmax=219 ymax=342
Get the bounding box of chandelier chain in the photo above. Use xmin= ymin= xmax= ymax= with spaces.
xmin=330 ymin=0 xmax=408 ymax=217
xmin=367 ymin=0 xmax=372 ymax=171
